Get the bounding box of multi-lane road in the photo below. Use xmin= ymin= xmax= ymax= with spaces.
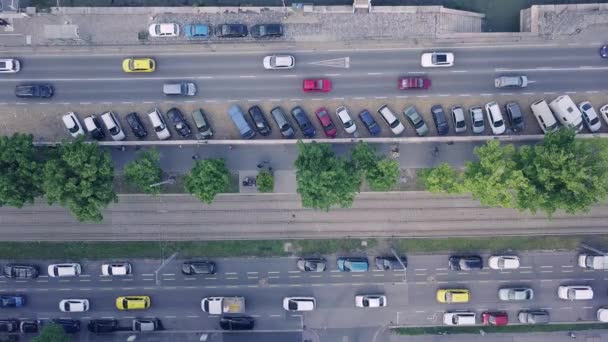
xmin=3 ymin=251 xmax=608 ymax=341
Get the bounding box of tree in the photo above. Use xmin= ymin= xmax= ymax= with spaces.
xmin=418 ymin=163 xmax=465 ymax=194
xmin=294 ymin=141 xmax=359 ymax=211
xmin=350 ymin=142 xmax=377 ymax=174
xmin=123 ymin=149 xmax=163 ymax=195
xmin=43 ymin=137 xmax=117 ymax=222
xmin=33 ymin=323 xmax=70 ymax=342
xmin=256 ymin=170 xmax=274 ymax=193
xmin=0 ymin=133 xmax=43 ymax=208
xmin=184 ymin=158 xmax=230 ymax=204
xmin=367 ymin=158 xmax=399 ymax=191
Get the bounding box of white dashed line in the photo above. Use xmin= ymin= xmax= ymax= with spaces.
xmin=416 ymin=95 xmax=429 ymax=98
xmin=289 ymin=98 xmax=302 ymax=101
xmin=451 ymin=70 xmax=468 ymax=73
xmin=458 ymin=94 xmax=471 ymax=97
xmin=247 ymin=99 xmax=261 ymax=102
xmin=439 ymin=94 xmax=450 ymax=97
xmin=353 ymin=97 xmax=365 ymax=100
xmin=367 ymin=72 xmax=383 ymax=75
xmin=312 ymin=98 xmax=324 ymax=101
xmin=480 ymin=93 xmax=492 ymax=96
xmin=565 ymin=91 xmax=577 ymax=94
xmin=162 ymin=273 xmax=174 ymax=276
xmin=540 ymin=266 xmax=553 ymax=268
xmin=522 ymin=93 xmax=535 ymax=95
xmin=239 ymin=75 xmax=256 ymax=78
xmin=543 ymin=92 xmax=556 ymax=95
xmin=333 ymin=97 xmax=345 ymax=100
xmin=500 ymin=93 xmax=514 ymax=96
xmin=375 ymin=96 xmax=388 ymax=99
xmin=587 ymin=90 xmax=600 ymax=94
xmin=204 ymin=100 xmax=218 ymax=103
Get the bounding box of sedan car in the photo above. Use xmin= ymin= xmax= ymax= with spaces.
xmin=398 ymin=77 xmax=431 ymax=90
xmin=3 ymin=264 xmax=39 ymax=279
xmin=498 ymin=287 xmax=534 ymax=301
xmin=375 ymin=256 xmax=407 ymax=270
xmin=421 ymin=52 xmax=454 ymax=67
xmin=403 ymin=105 xmax=429 ymax=136
xmin=15 ymin=84 xmax=53 ymax=98
xmin=263 ymin=55 xmax=295 ymax=70
xmin=87 ymin=319 xmax=118 ymax=333
xmin=115 ymin=296 xmax=150 ymax=310
xmin=337 ymin=257 xmax=369 ymax=272
xmin=48 ymin=263 xmax=82 ymax=277
xmin=505 ymin=102 xmax=525 ymax=132
xmin=148 ymin=23 xmax=179 ymax=37
xmin=359 ymin=110 xmax=381 ymax=136
xmin=436 ymin=289 xmax=469 ymax=303
xmin=215 ymin=24 xmax=247 ymax=38
xmin=315 ymin=107 xmax=337 ymax=138
xmin=431 ymin=105 xmax=449 ymax=135
xmin=355 ymin=294 xmax=387 ymax=308
xmin=166 ymin=108 xmax=192 ymax=138
xmin=485 ymin=101 xmax=506 ymax=135
xmin=53 ymin=319 xmax=81 ymax=334
xmin=449 ymin=256 xmax=482 ymax=270
xmin=184 ymin=24 xmax=210 ymax=38
xmin=579 ymin=101 xmax=602 ymax=132
xmin=62 ymin=112 xmax=84 ymax=138
xmin=101 ymin=262 xmax=132 ymax=276
xmin=488 ymin=255 xmax=520 ymax=270
xmin=494 ymin=75 xmax=528 ymax=88
xmin=59 ymin=299 xmax=89 ymax=312
xmin=122 ymin=58 xmax=155 ymax=73
xmin=219 ymin=316 xmax=254 ymax=330
xmin=248 ymin=105 xmax=272 ymax=136
xmin=335 ymin=106 xmax=357 ymax=134
xmin=518 ymin=310 xmax=549 ymax=324
xmin=303 ymin=79 xmax=331 ymax=93
xmin=482 ymin=311 xmax=508 ymax=326
xmin=451 ymin=106 xmax=467 ymax=133
xmin=600 ymin=45 xmax=608 ymax=58
xmin=443 ymin=311 xmax=476 ymax=326
xmin=291 ymin=106 xmax=316 ymax=138
xmin=0 ymin=295 xmax=26 ymax=308
xmin=182 ymin=261 xmax=216 ymax=275
xmin=297 ymin=258 xmax=326 ymax=272
xmin=251 ymin=23 xmax=283 ymax=38
xmin=0 ymin=58 xmax=20 ymax=73
xmin=283 ymin=297 xmax=316 ymax=311
xmin=125 ymin=112 xmax=147 ymax=138
xmin=469 ymin=106 xmax=485 ymax=134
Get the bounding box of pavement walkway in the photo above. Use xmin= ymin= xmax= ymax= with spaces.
xmin=386 ymin=330 xmax=607 ymax=342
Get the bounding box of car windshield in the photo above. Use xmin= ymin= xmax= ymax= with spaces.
xmin=590 ymin=116 xmax=600 ymax=125
xmin=288 ymin=301 xmax=298 ymax=310
xmin=494 ymin=120 xmax=503 ymax=127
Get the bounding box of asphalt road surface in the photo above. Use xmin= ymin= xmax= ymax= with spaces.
xmin=1 ymin=44 xmax=606 ymax=104
xmin=3 ymin=252 xmax=608 ymax=341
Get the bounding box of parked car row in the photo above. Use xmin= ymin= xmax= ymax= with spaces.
xmin=0 ymin=317 xmax=162 ymax=334
xmin=148 ymin=22 xmax=283 ymax=39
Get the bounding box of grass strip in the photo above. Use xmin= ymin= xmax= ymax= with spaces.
xmin=393 ymin=323 xmax=608 ymax=335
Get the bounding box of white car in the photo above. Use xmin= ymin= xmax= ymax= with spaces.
xmin=0 ymin=59 xmax=20 ymax=73
xmin=100 ymin=111 xmax=126 ymax=141
xmin=148 ymin=23 xmax=180 ymax=37
xmin=488 ymin=255 xmax=520 ymax=270
xmin=421 ymin=52 xmax=454 ymax=67
xmin=262 ymin=55 xmax=295 ymax=70
xmin=557 ymin=285 xmax=594 ymax=300
xmin=597 ymin=308 xmax=608 ymax=322
xmin=62 ymin=112 xmax=84 ymax=138
xmin=336 ymin=106 xmax=357 ymax=134
xmin=59 ymin=299 xmax=89 ymax=312
xmin=48 ymin=263 xmax=82 ymax=277
xmin=485 ymin=101 xmax=506 ymax=135
xmin=148 ymin=108 xmax=171 ymax=140
xmin=600 ymin=104 xmax=608 ymax=125
xmin=578 ymin=101 xmax=602 ymax=132
xmin=282 ymin=297 xmax=316 ymax=312
xmin=443 ymin=311 xmax=476 ymax=326
xmin=101 ymin=262 xmax=132 ymax=276
xmin=355 ymin=294 xmax=387 ymax=308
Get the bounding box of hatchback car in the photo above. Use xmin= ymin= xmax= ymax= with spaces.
xmin=48 ymin=263 xmax=82 ymax=277
xmin=83 ymin=115 xmax=105 ymax=140
xmin=53 ymin=319 xmax=81 ymax=333
xmin=436 ymin=289 xmax=470 ymax=303
xmin=215 ymin=24 xmax=247 ymax=38
xmin=297 ymin=258 xmax=326 ymax=272
xmin=182 ymin=261 xmax=216 ymax=275
xmin=125 ymin=112 xmax=147 ymax=138
xmin=3 ymin=264 xmax=39 ymax=279
xmin=315 ymin=107 xmax=337 ymax=138
xmin=449 ymin=256 xmax=482 ymax=270
xmin=355 ymin=294 xmax=387 ymax=308
xmin=431 ymin=105 xmax=449 ymax=135
xmin=482 ymin=311 xmax=508 ymax=326
xmin=377 ymin=105 xmax=405 ymax=135
xmin=488 ymin=255 xmax=520 ymax=270
xmin=0 ymin=295 xmax=26 ymax=308
xmin=62 ymin=112 xmax=84 ymax=138
xmin=398 ymin=77 xmax=431 ymax=90
xmin=251 ymin=23 xmax=283 ymax=38
xmin=505 ymin=102 xmax=525 ymax=132
xmin=148 ymin=23 xmax=179 ymax=37
xmin=291 ymin=106 xmax=316 ymax=138
xmin=494 ymin=75 xmax=528 ymax=88
xmin=263 ymin=55 xmax=295 ymax=70
xmin=101 ymin=262 xmax=132 ymax=276
xmin=116 ymin=296 xmax=151 ymax=310
xmin=469 ymin=106 xmax=485 ymax=134
xmin=359 ymin=110 xmax=381 ymax=136
xmin=148 ymin=108 xmax=171 ymax=140
xmin=403 ymin=105 xmax=429 ymax=136
xmin=270 ymin=106 xmax=295 ymax=138
xmin=303 ymin=79 xmax=331 ymax=93
xmin=20 ymin=319 xmax=40 ymax=333
xmin=166 ymin=108 xmax=191 ymax=138
xmin=0 ymin=58 xmax=20 ymax=73
xmin=498 ymin=287 xmax=534 ymax=301
xmin=558 ymin=285 xmax=594 ymax=300
xmin=122 ymin=58 xmax=155 ymax=73
xmin=578 ymin=101 xmax=602 ymax=132
xmin=248 ymin=105 xmax=272 ymax=136
xmin=101 ymin=111 xmax=126 ymax=141
xmin=421 ymin=52 xmax=454 ymax=67
xmin=87 ymin=319 xmax=118 ymax=333
xmin=451 ymin=106 xmax=467 ymax=133
xmin=184 ymin=24 xmax=210 ymax=38
xmin=59 ymin=299 xmax=89 ymax=312
xmin=219 ymin=316 xmax=254 ymax=330
xmin=518 ymin=310 xmax=549 ymax=324
xmin=132 ymin=318 xmax=161 ymax=332
xmin=15 ymin=84 xmax=53 ymax=98
xmin=443 ymin=311 xmax=476 ymax=326
xmin=283 ymin=297 xmax=316 ymax=311
xmin=337 ymin=257 xmax=369 ymax=272
xmin=485 ymin=101 xmax=506 ymax=135
xmin=375 ymin=256 xmax=407 ymax=270
xmin=335 ymin=106 xmax=357 ymax=134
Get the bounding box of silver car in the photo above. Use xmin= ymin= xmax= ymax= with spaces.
xmin=578 ymin=101 xmax=602 ymax=132
xmin=451 ymin=106 xmax=467 ymax=133
xmin=498 ymin=287 xmax=534 ymax=301
xmin=494 ymin=75 xmax=528 ymax=88
xmin=469 ymin=106 xmax=485 ymax=134
xmin=403 ymin=105 xmax=429 ymax=136
xmin=518 ymin=310 xmax=549 ymax=324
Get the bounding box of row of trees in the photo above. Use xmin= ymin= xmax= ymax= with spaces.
xmin=419 ymin=128 xmax=608 ymax=216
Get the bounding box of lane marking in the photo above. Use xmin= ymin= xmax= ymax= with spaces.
xmin=367 ymin=72 xmax=383 ymax=75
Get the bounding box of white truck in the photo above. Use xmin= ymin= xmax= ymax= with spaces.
xmin=578 ymin=254 xmax=608 ymax=270
xmin=201 ymin=296 xmax=245 ymax=315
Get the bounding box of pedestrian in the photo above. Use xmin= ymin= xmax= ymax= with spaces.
xmin=228 ymin=145 xmax=233 ymax=150
xmin=192 ymin=154 xmax=198 ymax=160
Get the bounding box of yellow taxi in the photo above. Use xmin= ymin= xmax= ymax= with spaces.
xmin=115 ymin=296 xmax=151 ymax=310
xmin=122 ymin=58 xmax=156 ymax=73
xmin=436 ymin=289 xmax=470 ymax=303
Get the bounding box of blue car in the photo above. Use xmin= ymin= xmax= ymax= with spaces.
xmin=337 ymin=257 xmax=369 ymax=272
xmin=290 ymin=106 xmax=316 ymax=138
xmin=0 ymin=295 xmax=26 ymax=308
xmin=358 ymin=109 xmax=381 ymax=136
xmin=184 ymin=24 xmax=210 ymax=38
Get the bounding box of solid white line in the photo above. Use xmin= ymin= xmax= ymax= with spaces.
xmin=496 ymin=66 xmax=608 ymax=72
xmin=197 ymin=76 xmax=213 ymax=79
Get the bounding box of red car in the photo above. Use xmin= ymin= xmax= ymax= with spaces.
xmin=398 ymin=77 xmax=431 ymax=90
xmin=314 ymin=107 xmax=337 ymax=138
xmin=481 ymin=311 xmax=508 ymax=326
xmin=303 ymin=79 xmax=332 ymax=93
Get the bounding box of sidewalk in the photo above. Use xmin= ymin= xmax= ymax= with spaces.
xmin=387 ymin=330 xmax=607 ymax=342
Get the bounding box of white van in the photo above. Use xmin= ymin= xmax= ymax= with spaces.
xmin=377 ymin=105 xmax=405 ymax=135
xmin=530 ymin=100 xmax=558 ymax=134
xmin=557 ymin=285 xmax=594 ymax=300
xmin=549 ymin=95 xmax=583 ymax=132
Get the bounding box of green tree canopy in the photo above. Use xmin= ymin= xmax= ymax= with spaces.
xmin=43 ymin=137 xmax=117 ymax=222
xmin=0 ymin=133 xmax=43 ymax=208
xmin=295 ymin=141 xmax=359 ymax=211
xmin=367 ymin=158 xmax=399 ymax=191
xmin=418 ymin=163 xmax=465 ymax=194
xmin=256 ymin=170 xmax=274 ymax=193
xmin=184 ymin=158 xmax=230 ymax=204
xmin=33 ymin=323 xmax=70 ymax=342
xmin=123 ymin=149 xmax=163 ymax=195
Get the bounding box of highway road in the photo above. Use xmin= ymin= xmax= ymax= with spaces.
xmin=0 ymin=44 xmax=606 ymax=103
xmin=2 ymin=251 xmax=608 ymax=341
xmin=3 ymin=192 xmax=608 ymax=241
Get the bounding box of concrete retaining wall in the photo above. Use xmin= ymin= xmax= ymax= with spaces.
xmin=520 ymin=3 xmax=608 ymax=34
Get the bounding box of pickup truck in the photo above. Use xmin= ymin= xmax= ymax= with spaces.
xmin=578 ymin=254 xmax=608 ymax=270
xmin=201 ymin=297 xmax=245 ymax=315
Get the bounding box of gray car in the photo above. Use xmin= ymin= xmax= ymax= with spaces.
xmin=518 ymin=310 xmax=549 ymax=324
xmin=403 ymin=105 xmax=429 ymax=136
xmin=498 ymin=287 xmax=534 ymax=301
xmin=469 ymin=106 xmax=485 ymax=134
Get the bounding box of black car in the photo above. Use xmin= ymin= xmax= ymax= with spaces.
xmin=3 ymin=264 xmax=39 ymax=279
xmin=19 ymin=319 xmax=40 ymax=333
xmin=375 ymin=256 xmax=407 ymax=270
xmin=250 ymin=24 xmax=283 ymax=38
xmin=215 ymin=24 xmax=248 ymax=38
xmin=125 ymin=112 xmax=148 ymax=138
xmin=181 ymin=261 xmax=216 ymax=275
xmin=87 ymin=319 xmax=118 ymax=333
xmin=431 ymin=105 xmax=449 ymax=135
xmin=166 ymin=108 xmax=192 ymax=138
xmin=449 ymin=255 xmax=483 ymax=271
xmin=248 ymin=105 xmax=271 ymax=136
xmin=0 ymin=319 xmax=18 ymax=333
xmin=291 ymin=106 xmax=316 ymax=138
xmin=219 ymin=316 xmax=254 ymax=331
xmin=505 ymin=102 xmax=525 ymax=132
xmin=15 ymin=84 xmax=53 ymax=98
xmin=53 ymin=319 xmax=80 ymax=334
